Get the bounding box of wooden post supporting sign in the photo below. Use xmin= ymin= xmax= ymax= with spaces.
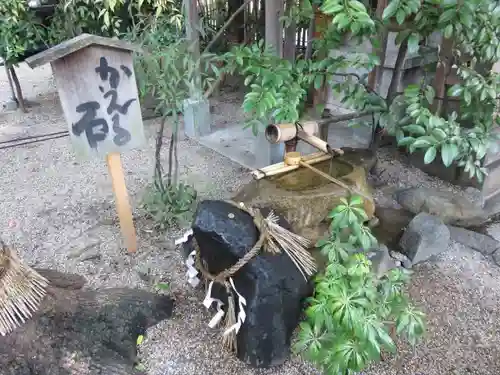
xmin=25 ymin=34 xmax=145 ymax=253
xmin=106 ymin=152 xmax=137 ymax=252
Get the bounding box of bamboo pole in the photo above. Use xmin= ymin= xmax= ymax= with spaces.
xmin=252 ymin=152 xmax=332 ymax=179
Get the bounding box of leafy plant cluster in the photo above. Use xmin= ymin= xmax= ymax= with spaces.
xmin=326 ymin=0 xmax=500 ymax=182
xmin=127 ymin=17 xmax=220 ymax=229
xmin=142 ymin=182 xmax=197 ymax=230
xmin=0 ymin=0 xmax=48 ymax=64
xmin=228 ymin=0 xmax=500 ymax=182
xmin=295 ymin=196 xmax=425 ymax=374
xmin=47 ymin=0 xmax=183 ymax=42
xmin=221 ymin=38 xmax=379 ymax=134
xmin=0 ymin=0 xmax=183 ymax=64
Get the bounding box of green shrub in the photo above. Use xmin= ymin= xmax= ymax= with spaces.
xmin=142 ymin=182 xmax=197 ymax=230
xmin=295 ymin=196 xmax=425 ymax=374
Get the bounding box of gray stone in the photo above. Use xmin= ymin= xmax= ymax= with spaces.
xmin=394 ymin=187 xmax=488 ymax=228
xmin=79 ymin=249 xmax=101 ymax=262
xmin=67 ymin=238 xmax=102 ymax=259
xmin=365 ymin=245 xmax=398 ymax=277
xmin=255 ymin=130 xmax=285 ymax=167
xmin=390 ymin=250 xmax=413 ymax=269
xmin=399 ymin=213 xmax=450 ymax=264
xmin=183 ymin=97 xmax=211 ymax=138
xmin=448 ymin=226 xmax=500 ymax=255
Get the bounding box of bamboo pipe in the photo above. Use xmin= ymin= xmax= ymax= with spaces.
xmin=264 ymin=122 xmax=343 ymax=155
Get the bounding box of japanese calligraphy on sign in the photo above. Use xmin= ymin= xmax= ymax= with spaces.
xmin=43 ymin=39 xmax=145 ymax=158
xmin=25 ymin=34 xmax=145 ymax=253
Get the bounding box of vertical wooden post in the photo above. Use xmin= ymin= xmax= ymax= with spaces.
xmin=283 ymin=0 xmax=296 ymax=61
xmin=185 ymin=0 xmax=201 ymax=96
xmin=265 ymin=0 xmax=283 ymax=56
xmin=107 ymin=152 xmax=137 ymax=253
xmin=432 ymin=37 xmax=454 ymax=116
xmin=262 ymin=0 xmax=285 ymax=165
xmin=368 ymin=0 xmax=388 ymax=91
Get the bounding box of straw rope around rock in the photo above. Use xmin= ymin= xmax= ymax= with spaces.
xmin=192 ymin=200 xmax=317 ymax=352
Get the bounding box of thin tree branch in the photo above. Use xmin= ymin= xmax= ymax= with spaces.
xmin=154 ymin=116 xmax=167 ymax=193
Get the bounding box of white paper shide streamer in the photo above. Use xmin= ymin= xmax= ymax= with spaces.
xmin=175 ymin=228 xmax=247 ymax=336
xmin=203 ymin=277 xmax=247 ymax=335
xmin=175 ymin=229 xmax=193 ymax=246
xmin=175 ymin=229 xmax=200 ymax=288
xmin=203 ymin=281 xmax=225 ymax=328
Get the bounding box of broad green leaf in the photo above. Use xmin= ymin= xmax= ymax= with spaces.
xmin=377 ymin=327 xmax=396 ymax=353
xmin=448 ymin=84 xmax=462 ymax=97
xmin=441 ymin=143 xmax=458 ymax=167
xmin=438 ymin=8 xmax=456 ymax=24
xmin=314 ymin=74 xmax=324 ymax=89
xmin=382 ymin=0 xmax=400 ymax=21
xmin=444 ymin=24 xmax=454 ymax=38
xmin=425 ymin=86 xmax=435 ymax=105
xmin=432 ymin=128 xmax=447 ymax=141
xmin=424 ymin=146 xmax=437 ymax=164
xmin=321 ymin=0 xmax=343 ymax=14
xmin=403 ymin=124 xmax=426 ymax=135
xmin=395 ymin=9 xmax=406 ymax=25
xmin=398 ymin=136 xmax=415 ymax=147
xmin=407 ymin=34 xmax=420 ymax=54
xmin=464 ymin=90 xmax=472 ymax=105
xmin=350 ymin=195 xmax=364 ymax=206
xmin=412 ymin=139 xmax=432 ymax=149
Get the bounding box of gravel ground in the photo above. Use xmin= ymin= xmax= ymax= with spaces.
xmin=1 ymin=64 xmax=499 ymax=375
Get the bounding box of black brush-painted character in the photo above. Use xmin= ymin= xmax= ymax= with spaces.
xmin=120 ymin=65 xmax=132 ymax=78
xmin=103 ymin=90 xmax=136 ymax=115
xmin=95 ymin=57 xmax=120 ymax=89
xmin=95 ymin=56 xmax=136 ymax=147
xmin=111 ymin=113 xmax=131 ymax=146
xmin=72 ymin=101 xmax=109 ymax=149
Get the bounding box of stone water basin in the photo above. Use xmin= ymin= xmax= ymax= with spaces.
xmin=232 ymin=155 xmax=375 ymax=242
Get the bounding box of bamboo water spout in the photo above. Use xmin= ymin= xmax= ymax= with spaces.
xmin=264 ymin=121 xmax=343 ymax=156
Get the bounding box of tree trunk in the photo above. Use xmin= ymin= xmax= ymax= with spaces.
xmin=0 ymin=269 xmax=174 ymax=375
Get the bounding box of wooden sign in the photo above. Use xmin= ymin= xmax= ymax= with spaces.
xmin=26 ymin=34 xmax=145 ymax=253
xmin=27 ymin=34 xmax=145 ymax=157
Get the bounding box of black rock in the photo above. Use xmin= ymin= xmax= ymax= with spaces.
xmin=188 ymin=200 xmax=312 ymax=368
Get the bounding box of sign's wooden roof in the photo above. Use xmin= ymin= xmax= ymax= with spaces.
xmin=25 ymin=34 xmax=141 ymax=69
